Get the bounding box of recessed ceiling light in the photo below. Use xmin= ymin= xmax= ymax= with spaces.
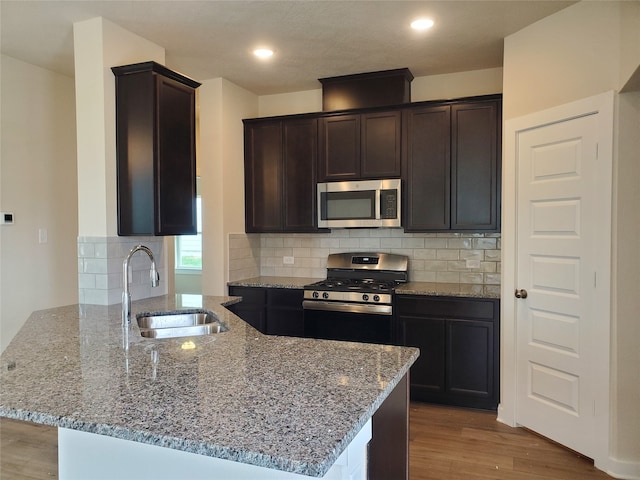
xmin=411 ymin=18 xmax=434 ymax=31
xmin=253 ymin=48 xmax=274 ymax=59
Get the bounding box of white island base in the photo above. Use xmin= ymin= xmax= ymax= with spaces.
xmin=58 ymin=419 xmax=371 ymax=480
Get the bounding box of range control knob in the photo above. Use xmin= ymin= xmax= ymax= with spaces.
xmin=312 ymin=291 xmax=319 ymax=299
xmin=322 ymin=292 xmax=330 ymax=299
xmin=362 ymin=294 xmax=370 ymax=301
xmin=373 ymin=295 xmax=380 ymax=302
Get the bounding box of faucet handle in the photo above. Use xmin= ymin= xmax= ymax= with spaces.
xmin=150 ymin=265 xmax=160 ymax=287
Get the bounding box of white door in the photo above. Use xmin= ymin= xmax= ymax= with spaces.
xmin=513 ymin=107 xmax=610 ymax=459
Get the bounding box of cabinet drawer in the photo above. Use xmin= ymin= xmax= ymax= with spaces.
xmin=267 ymin=288 xmax=303 ymax=307
xmin=228 ymin=286 xmax=266 ymax=304
xmin=395 ymin=295 xmax=496 ymax=320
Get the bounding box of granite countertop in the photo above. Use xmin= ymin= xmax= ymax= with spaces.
xmin=0 ymin=295 xmax=418 ymax=477
xmin=396 ymin=281 xmax=500 ymax=299
xmin=228 ymin=276 xmax=322 ymax=289
xmin=228 ymin=276 xmax=500 ymax=299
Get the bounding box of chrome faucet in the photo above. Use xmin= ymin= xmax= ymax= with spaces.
xmin=122 ymin=245 xmax=160 ymax=326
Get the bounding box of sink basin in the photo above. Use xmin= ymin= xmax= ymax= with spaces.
xmin=136 ymin=311 xmax=228 ymax=339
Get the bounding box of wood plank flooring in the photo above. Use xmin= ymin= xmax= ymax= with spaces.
xmin=0 ymin=402 xmax=613 ymax=479
xmin=409 ymin=402 xmax=612 ymax=479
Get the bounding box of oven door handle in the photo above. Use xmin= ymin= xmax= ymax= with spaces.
xmin=302 ymin=300 xmax=392 ymax=316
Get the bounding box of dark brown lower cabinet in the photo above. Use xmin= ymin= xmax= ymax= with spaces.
xmin=226 ymin=286 xmax=266 ymax=332
xmin=395 ymin=295 xmax=499 ymax=411
xmin=265 ymin=288 xmax=304 ymax=337
xmin=227 ymin=286 xmax=304 ymax=337
xmin=369 ymin=373 xmax=409 ymax=480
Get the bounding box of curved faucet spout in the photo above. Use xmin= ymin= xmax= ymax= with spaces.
xmin=122 ymin=245 xmax=160 ymax=326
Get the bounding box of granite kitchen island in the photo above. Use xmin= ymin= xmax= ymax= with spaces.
xmin=0 ymin=295 xmax=418 ymax=479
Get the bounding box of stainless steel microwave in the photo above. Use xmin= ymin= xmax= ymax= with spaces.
xmin=317 ymin=179 xmax=401 ymax=228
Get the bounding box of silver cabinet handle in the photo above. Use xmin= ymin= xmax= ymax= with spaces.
xmin=515 ymin=289 xmax=528 ymax=299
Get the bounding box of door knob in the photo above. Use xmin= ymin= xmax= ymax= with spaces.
xmin=515 ymin=289 xmax=528 ymax=299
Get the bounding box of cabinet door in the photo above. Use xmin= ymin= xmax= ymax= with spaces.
xmin=318 ymin=114 xmax=360 ymax=181
xmin=402 ymin=106 xmax=451 ymax=231
xmin=266 ymin=289 xmax=304 ymax=337
xmin=396 ymin=295 xmax=499 ymax=410
xmin=283 ymin=118 xmax=319 ymax=232
xmin=446 ymin=319 xmax=496 ymax=406
xmin=451 ymin=101 xmax=500 ymax=230
xmin=244 ymin=121 xmax=283 ymax=232
xmin=361 ymin=110 xmax=401 ymax=178
xmin=397 ymin=315 xmax=445 ymax=397
xmin=156 ymin=76 xmax=198 ymax=235
xmin=227 ymin=286 xmax=267 ymax=333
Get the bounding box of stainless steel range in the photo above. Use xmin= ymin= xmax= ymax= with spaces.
xmin=303 ymin=252 xmax=408 ymax=344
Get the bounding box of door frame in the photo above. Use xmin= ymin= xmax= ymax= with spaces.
xmin=499 ymin=91 xmax=614 ymax=468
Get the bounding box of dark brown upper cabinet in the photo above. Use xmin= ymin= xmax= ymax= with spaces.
xmin=244 ymin=116 xmax=321 ymax=233
xmin=402 ymin=105 xmax=451 ymax=231
xmin=403 ymin=96 xmax=501 ymax=232
xmin=112 ymin=61 xmax=200 ymax=236
xmin=318 ymin=110 xmax=402 ymax=181
xmin=451 ymin=100 xmax=501 ymax=231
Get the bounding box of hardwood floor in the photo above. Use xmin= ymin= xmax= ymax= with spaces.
xmin=0 ymin=418 xmax=57 ymax=479
xmin=409 ymin=402 xmax=612 ymax=479
xmin=0 ymin=403 xmax=613 ymax=479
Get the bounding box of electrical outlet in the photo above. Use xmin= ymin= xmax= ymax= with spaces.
xmin=283 ymin=256 xmax=295 ymax=265
xmin=38 ymin=228 xmax=48 ymax=244
xmin=465 ymin=259 xmax=481 ymax=269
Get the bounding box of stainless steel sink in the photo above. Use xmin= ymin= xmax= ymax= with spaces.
xmin=136 ymin=311 xmax=228 ymax=339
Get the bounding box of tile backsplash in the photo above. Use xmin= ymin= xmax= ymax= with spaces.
xmin=228 ymin=229 xmax=500 ymax=294
xmin=78 ymin=236 xmax=167 ymax=305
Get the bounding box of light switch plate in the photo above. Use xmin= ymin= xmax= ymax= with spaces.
xmin=283 ymin=256 xmax=295 ymax=265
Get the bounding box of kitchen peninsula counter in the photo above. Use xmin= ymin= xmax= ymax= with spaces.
xmin=395 ymin=281 xmax=500 ymax=299
xmin=0 ymin=295 xmax=418 ymax=478
xmin=228 ymin=276 xmax=500 ymax=299
xmin=228 ymin=276 xmax=322 ymax=289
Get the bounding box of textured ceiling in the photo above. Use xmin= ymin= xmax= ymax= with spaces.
xmin=1 ymin=0 xmax=575 ymax=95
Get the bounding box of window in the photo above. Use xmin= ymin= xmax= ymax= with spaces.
xmin=175 ymin=181 xmax=202 ymax=270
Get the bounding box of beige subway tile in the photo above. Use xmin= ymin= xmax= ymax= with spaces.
xmin=460 ymin=272 xmax=484 ymax=284
xmin=424 ymin=260 xmax=448 ymax=271
xmin=484 ymin=249 xmax=501 ymax=262
xmin=437 ymin=249 xmax=459 ymax=260
xmin=484 ymin=273 xmax=501 ymax=285
xmin=424 ymin=238 xmax=448 ymax=248
xmin=381 ymin=237 xmax=403 ymax=249
xmin=292 ymin=247 xmax=311 ymax=257
xmin=473 ymin=237 xmax=497 ymax=249
xmin=479 ymin=262 xmax=497 ymax=273
xmin=447 ymin=238 xmax=472 ymax=249
xmin=459 ymin=249 xmax=484 ymax=261
xmin=413 ymin=249 xmax=437 ymax=260
xmin=411 ymin=270 xmax=437 ymax=282
xmin=447 ymin=260 xmax=470 ymax=271
xmin=409 ymin=259 xmax=425 ymax=271
xmin=436 ymin=271 xmax=460 ymax=283
xmin=401 ymin=237 xmax=425 ymax=248
xmin=360 ymin=238 xmax=381 ymax=249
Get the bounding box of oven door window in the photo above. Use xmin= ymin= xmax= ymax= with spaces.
xmin=320 ymin=190 xmax=376 ymax=220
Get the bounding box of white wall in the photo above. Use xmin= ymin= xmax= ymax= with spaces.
xmin=503 ymin=1 xmax=640 ymax=473
xmin=612 ymin=90 xmax=640 ymax=470
xmin=0 ymin=55 xmax=79 ymax=351
xmin=74 ymin=17 xmax=165 ymax=238
xmin=256 ymin=68 xmax=503 ymax=118
xmin=503 ymin=1 xmax=638 ymax=121
xmin=412 ymin=67 xmax=503 ymax=102
xmin=200 ymin=79 xmax=257 ymax=296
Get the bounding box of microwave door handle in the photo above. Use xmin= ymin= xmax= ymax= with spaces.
xmin=375 ymin=189 xmax=381 ymax=219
